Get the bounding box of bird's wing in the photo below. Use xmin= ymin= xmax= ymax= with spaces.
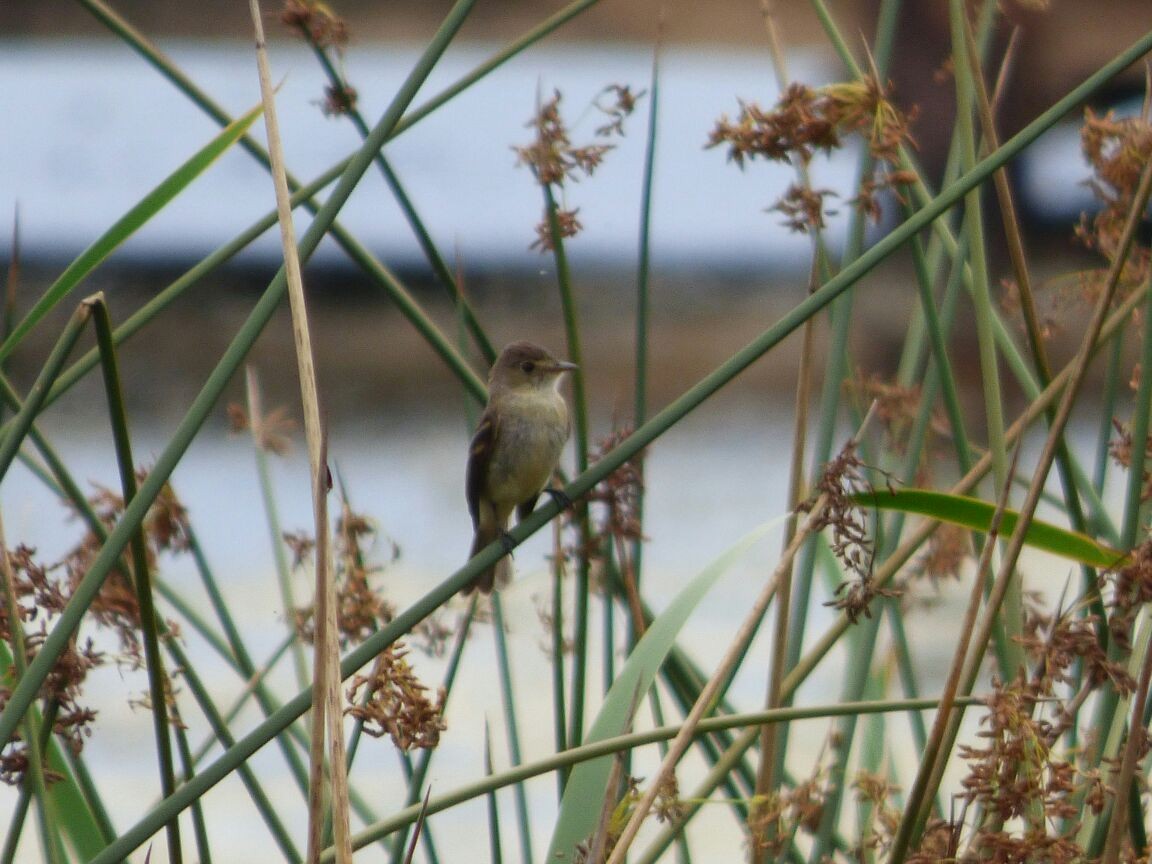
xmin=465 ymin=407 xmax=498 ymax=525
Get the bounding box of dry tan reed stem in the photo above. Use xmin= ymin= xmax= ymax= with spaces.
xmin=247 ymin=3 xmax=349 ymax=862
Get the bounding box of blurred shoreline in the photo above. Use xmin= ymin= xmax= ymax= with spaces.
xmin=9 ymin=241 xmax=1114 ymax=438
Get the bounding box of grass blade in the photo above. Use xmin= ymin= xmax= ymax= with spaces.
xmin=0 ymin=105 xmax=262 ymax=366
xmin=854 ymin=488 xmax=1124 ymax=568
xmin=547 ymin=522 xmax=774 ymax=862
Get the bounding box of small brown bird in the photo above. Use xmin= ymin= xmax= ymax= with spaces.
xmin=464 ymin=341 xmax=576 ymax=594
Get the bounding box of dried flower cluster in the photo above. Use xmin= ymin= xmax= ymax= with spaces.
xmin=229 ymin=402 xmax=298 ymax=456
xmin=1110 ymin=418 xmax=1152 ymax=503
xmin=848 ymin=372 xmax=929 ymax=456
xmin=771 ymin=183 xmax=838 ymax=233
xmin=280 ymin=0 xmax=349 ymax=50
xmin=319 ymin=82 xmax=358 ymax=118
xmin=748 ymin=774 xmax=828 ymax=858
xmin=514 ymin=85 xmax=643 ymax=250
xmin=289 ymin=503 xmax=449 ymax=655
xmin=912 ymin=522 xmax=972 ymax=583
xmin=291 ymin=508 xmax=396 ymax=647
xmin=1106 ymin=539 xmax=1152 ymax=651
xmin=945 ymin=677 xmax=1101 ymax=863
xmin=66 ymin=469 xmax=190 ymax=656
xmin=1074 ymin=108 xmax=1152 ymax=306
xmin=0 ymin=545 xmax=103 ymax=785
xmin=345 ymin=644 xmax=446 ymax=751
xmin=904 ymin=581 xmax=1152 ymax=861
xmin=280 ymin=0 xmax=358 ymax=116
xmin=582 ymin=428 xmax=646 ymax=576
xmin=808 ymin=440 xmax=897 ymax=623
xmin=708 ymin=78 xmax=917 ymax=229
xmin=1 ymin=468 xmax=197 ymax=785
xmin=852 ymin=771 xmax=903 ymax=858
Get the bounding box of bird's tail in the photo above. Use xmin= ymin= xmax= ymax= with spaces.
xmin=463 ymin=527 xmax=511 ymax=595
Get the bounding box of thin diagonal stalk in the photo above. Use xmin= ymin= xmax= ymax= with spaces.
xmin=605 ymin=497 xmax=826 ymax=864
xmin=949 ymin=0 xmax=1021 ymax=682
xmin=1095 ymin=334 xmax=1126 ymax=492
xmin=182 ymin=527 xmax=312 ymax=797
xmin=483 ymin=725 xmax=505 ymax=864
xmin=888 ymin=447 xmax=1022 ymax=864
xmin=1100 ymin=632 xmax=1152 ymax=864
xmin=0 ymin=303 xmax=91 ymax=493
xmin=186 ymin=632 xmax=296 ymax=766
xmin=88 ymin=295 xmax=182 ymax=864
xmin=300 ymin=39 xmax=495 ymax=365
xmin=163 ymin=626 xmax=303 ymax=863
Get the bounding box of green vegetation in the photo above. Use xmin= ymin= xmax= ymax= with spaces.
xmin=3 ymin=1 xmax=1152 ymax=862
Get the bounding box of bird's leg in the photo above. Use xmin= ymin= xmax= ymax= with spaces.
xmin=499 ymin=532 xmax=517 ymax=555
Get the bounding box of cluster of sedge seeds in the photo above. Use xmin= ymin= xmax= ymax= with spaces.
xmin=514 ymin=85 xmax=644 ymax=251
xmin=1010 ymin=107 xmax=1152 ymax=345
xmin=0 ymin=466 xmax=193 ymax=785
xmin=283 ymin=494 xmax=450 ymax=751
xmin=581 ymin=427 xmax=646 ymax=583
xmin=345 ymin=644 xmax=446 ymax=752
xmin=286 ymin=501 xmax=449 ymax=657
xmin=807 ymin=439 xmax=899 ymax=624
xmin=1076 ymin=108 xmax=1152 ymax=292
xmin=280 ymin=0 xmax=357 ymax=116
xmin=707 ymin=77 xmax=918 ymax=231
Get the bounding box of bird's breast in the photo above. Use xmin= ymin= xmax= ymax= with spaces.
xmin=486 ymin=393 xmax=569 ymax=505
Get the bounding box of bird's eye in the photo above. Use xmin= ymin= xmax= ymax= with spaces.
xmin=520 ymin=360 xmax=536 ymax=373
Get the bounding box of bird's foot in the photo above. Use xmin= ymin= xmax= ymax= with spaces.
xmin=499 ymin=531 xmax=517 ymax=555
xmin=544 ymin=487 xmax=574 ymax=511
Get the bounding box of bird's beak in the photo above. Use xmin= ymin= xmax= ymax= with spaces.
xmin=550 ymin=360 xmax=578 ymax=373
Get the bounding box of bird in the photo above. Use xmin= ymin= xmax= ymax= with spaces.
xmin=464 ymin=341 xmax=576 ymax=594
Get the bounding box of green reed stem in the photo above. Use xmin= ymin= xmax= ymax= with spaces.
xmin=1121 ymin=264 xmax=1152 ymax=548
xmin=89 ymin=295 xmax=183 ymax=864
xmin=302 ymin=42 xmax=495 ymax=365
xmin=542 ymin=185 xmax=593 ymax=753
xmin=163 ymin=626 xmax=303 ymax=863
xmin=491 ymin=595 xmax=536 ymax=864
xmin=171 ymin=711 xmax=212 ymax=864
